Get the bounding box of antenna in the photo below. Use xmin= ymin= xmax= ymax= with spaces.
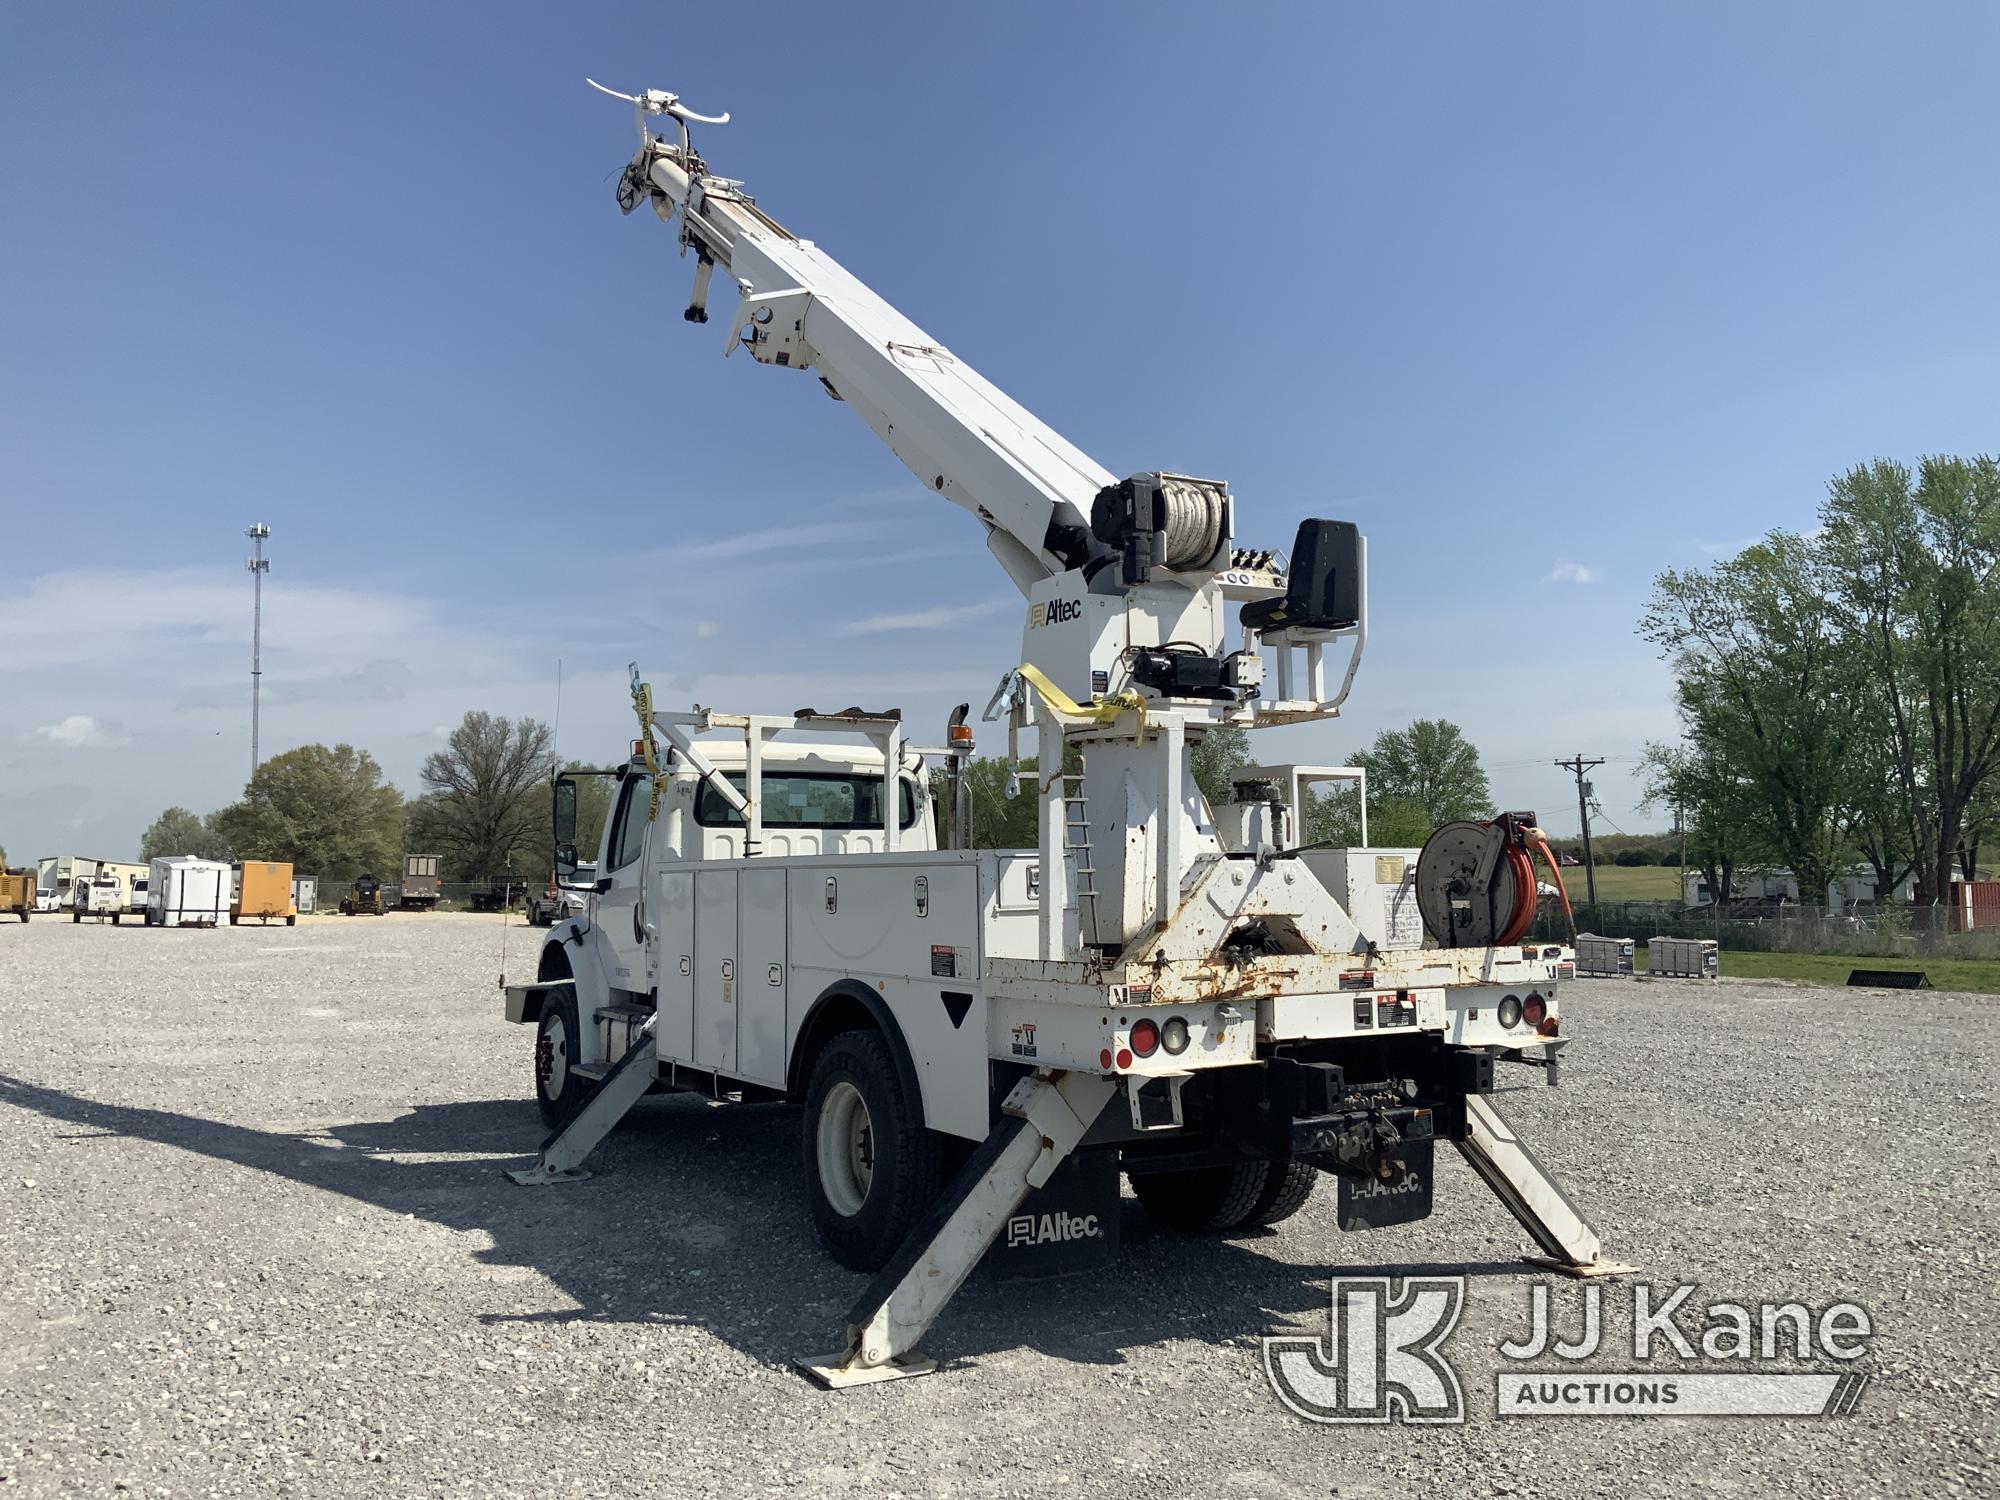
xmin=246 ymin=523 xmax=271 ymax=784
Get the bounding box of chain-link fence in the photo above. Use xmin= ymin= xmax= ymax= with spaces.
xmin=1533 ymin=898 xmax=2000 ymax=958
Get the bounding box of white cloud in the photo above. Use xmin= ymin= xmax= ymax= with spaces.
xmin=1546 ymin=561 xmax=1597 ymax=584
xmin=833 ymin=598 xmax=1012 ymax=637
xmin=675 ymin=519 xmax=888 ymax=564
xmin=34 ymin=714 xmax=128 ymax=748
xmin=694 ymin=620 xmax=720 ymax=639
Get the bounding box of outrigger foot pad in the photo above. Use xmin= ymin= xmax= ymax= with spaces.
xmin=796 ymin=1350 xmax=938 ymax=1389
xmin=1520 ymin=1255 xmax=1641 ymax=1279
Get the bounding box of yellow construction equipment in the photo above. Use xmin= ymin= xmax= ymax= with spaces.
xmin=0 ymin=871 xmax=32 ymax=924
xmin=338 ymin=874 xmax=386 ymax=917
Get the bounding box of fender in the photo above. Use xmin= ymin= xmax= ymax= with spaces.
xmin=788 ymin=978 xmax=927 ymax=1127
xmin=510 ymin=918 xmax=614 ymax=1034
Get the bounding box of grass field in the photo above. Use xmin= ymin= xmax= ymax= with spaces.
xmin=1632 ymin=945 xmax=2000 ymax=995
xmin=1561 ymin=863 xmax=1682 ymax=902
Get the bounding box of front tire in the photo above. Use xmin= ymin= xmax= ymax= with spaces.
xmin=802 ymin=1029 xmax=942 ymax=1272
xmin=533 ymin=988 xmax=585 ymax=1129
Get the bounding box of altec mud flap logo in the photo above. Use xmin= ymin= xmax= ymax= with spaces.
xmin=1006 ymin=1210 xmax=1101 ymax=1249
xmin=1265 ymin=1277 xmax=1874 ymax=1424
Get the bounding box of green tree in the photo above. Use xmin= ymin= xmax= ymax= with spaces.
xmin=1819 ymin=455 xmax=2000 ymax=904
xmin=138 ymin=806 xmax=234 ymax=863
xmin=1188 ymin=724 xmax=1252 ymax=810
xmin=1349 ymin=719 xmax=1492 ymax=826
xmin=1642 ymin=533 xmax=1862 ymax=903
xmin=957 ymin=756 xmax=1042 ymax=850
xmin=1639 ymin=739 xmax=1756 ymax=912
xmin=211 ymin=744 xmax=403 ymax=883
xmin=416 ymin=712 xmax=556 ymax=880
xmin=1304 ymin=783 xmax=1439 ymax=849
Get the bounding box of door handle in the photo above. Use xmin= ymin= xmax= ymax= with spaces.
xmin=634 ymin=903 xmax=644 ymax=944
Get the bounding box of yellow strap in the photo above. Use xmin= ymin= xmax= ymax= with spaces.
xmin=1014 ymin=662 xmax=1146 ymax=725
xmin=630 ymin=677 xmax=665 ymax=820
xmin=1012 ymin=663 xmax=1146 ymax=791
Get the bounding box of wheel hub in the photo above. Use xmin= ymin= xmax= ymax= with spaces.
xmin=816 ymin=1081 xmax=876 ymax=1218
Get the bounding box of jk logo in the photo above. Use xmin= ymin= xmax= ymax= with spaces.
xmin=1263 ymin=1276 xmax=1466 ymax=1424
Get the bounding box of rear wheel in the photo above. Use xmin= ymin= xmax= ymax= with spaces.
xmin=802 ymin=1029 xmax=942 ymax=1272
xmin=1129 ymin=1161 xmax=1271 ymax=1233
xmin=1241 ymin=1158 xmax=1318 ymax=1227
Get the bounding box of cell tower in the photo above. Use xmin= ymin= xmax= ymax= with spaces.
xmin=246 ymin=523 xmax=271 ymax=782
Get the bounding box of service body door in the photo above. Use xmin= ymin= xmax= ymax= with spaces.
xmin=597 ymin=771 xmax=655 ymax=992
xmin=656 ymin=869 xmax=696 ymax=1062
xmin=737 ymin=867 xmax=787 ymax=1086
xmin=694 ymin=870 xmax=738 ymax=1072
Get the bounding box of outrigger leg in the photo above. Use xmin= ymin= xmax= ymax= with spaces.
xmin=799 ymin=1069 xmax=1117 ymax=1388
xmin=506 ymin=1021 xmax=659 ymax=1186
xmin=1455 ymin=1094 xmax=1637 ymax=1278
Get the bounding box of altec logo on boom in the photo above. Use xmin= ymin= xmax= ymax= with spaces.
xmin=1028 ymin=598 xmax=1084 ymax=629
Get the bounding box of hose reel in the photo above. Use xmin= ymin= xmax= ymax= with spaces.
xmin=1415 ymin=815 xmax=1545 ymax=948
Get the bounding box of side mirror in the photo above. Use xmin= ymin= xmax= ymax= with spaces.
xmin=553 ymin=776 xmax=578 ymax=877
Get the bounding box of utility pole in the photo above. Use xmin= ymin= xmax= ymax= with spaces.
xmin=246 ymin=523 xmax=271 ymax=784
xmin=1555 ymin=754 xmax=1605 ymax=906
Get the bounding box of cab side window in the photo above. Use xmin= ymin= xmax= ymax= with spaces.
xmin=607 ymin=774 xmax=655 ymax=871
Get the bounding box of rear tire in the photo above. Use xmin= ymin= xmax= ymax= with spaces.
xmin=1241 ymin=1158 xmax=1318 ymax=1227
xmin=802 ymin=1029 xmax=942 ymax=1272
xmin=1129 ymin=1161 xmax=1271 ymax=1233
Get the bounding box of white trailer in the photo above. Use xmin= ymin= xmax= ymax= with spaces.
xmin=147 ymin=857 xmax=231 ymax=928
xmin=501 ymin=86 xmax=1617 ymax=1386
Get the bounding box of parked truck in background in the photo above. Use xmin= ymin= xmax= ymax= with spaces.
xmin=398 ymin=854 xmax=442 ymax=911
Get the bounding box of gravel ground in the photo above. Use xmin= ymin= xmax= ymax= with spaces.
xmin=1 ymin=915 xmax=1993 ymax=1499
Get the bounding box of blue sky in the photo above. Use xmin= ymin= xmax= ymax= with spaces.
xmin=3 ymin=2 xmax=1996 ymax=860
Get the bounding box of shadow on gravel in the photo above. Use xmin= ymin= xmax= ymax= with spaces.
xmin=0 ymin=1070 xmax=1531 ymax=1374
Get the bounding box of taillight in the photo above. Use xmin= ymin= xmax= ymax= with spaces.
xmin=1523 ymin=993 xmax=1547 ymax=1027
xmin=1131 ymin=1018 xmax=1160 ymax=1057
xmin=1099 ymin=1047 xmax=1114 ymax=1070
xmin=1161 ymin=1016 xmax=1190 ymax=1055
xmin=1115 ymin=1047 xmax=1134 ymax=1069
xmin=1497 ymin=995 xmax=1523 ymax=1029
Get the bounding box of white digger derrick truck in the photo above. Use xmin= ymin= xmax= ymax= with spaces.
xmin=502 ymin=83 xmax=1623 ymax=1387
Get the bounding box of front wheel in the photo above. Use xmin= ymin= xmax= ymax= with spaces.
xmin=533 ymin=989 xmax=585 ymax=1129
xmin=802 ymin=1029 xmax=942 ymax=1272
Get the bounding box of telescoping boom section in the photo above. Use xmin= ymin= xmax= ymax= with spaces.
xmin=501 ymin=85 xmax=1628 ymax=1390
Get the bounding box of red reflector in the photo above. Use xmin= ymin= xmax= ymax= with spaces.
xmin=1099 ymin=1047 xmax=1114 ymax=1070
xmin=1131 ymin=1018 xmax=1160 ymax=1057
xmin=1523 ymin=993 xmax=1547 ymax=1026
xmin=1115 ymin=1047 xmax=1134 ymax=1069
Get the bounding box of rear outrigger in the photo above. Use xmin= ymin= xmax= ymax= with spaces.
xmin=500 ymin=83 xmax=1625 ymax=1387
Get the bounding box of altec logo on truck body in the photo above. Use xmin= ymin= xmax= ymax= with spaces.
xmin=1006 ymin=1210 xmax=1101 ymax=1249
xmin=1028 ymin=597 xmax=1084 ymax=629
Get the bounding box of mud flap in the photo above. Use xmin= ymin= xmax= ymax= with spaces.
xmin=1336 ymin=1138 xmax=1435 ymax=1231
xmin=986 ymin=1146 xmax=1119 ymax=1280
